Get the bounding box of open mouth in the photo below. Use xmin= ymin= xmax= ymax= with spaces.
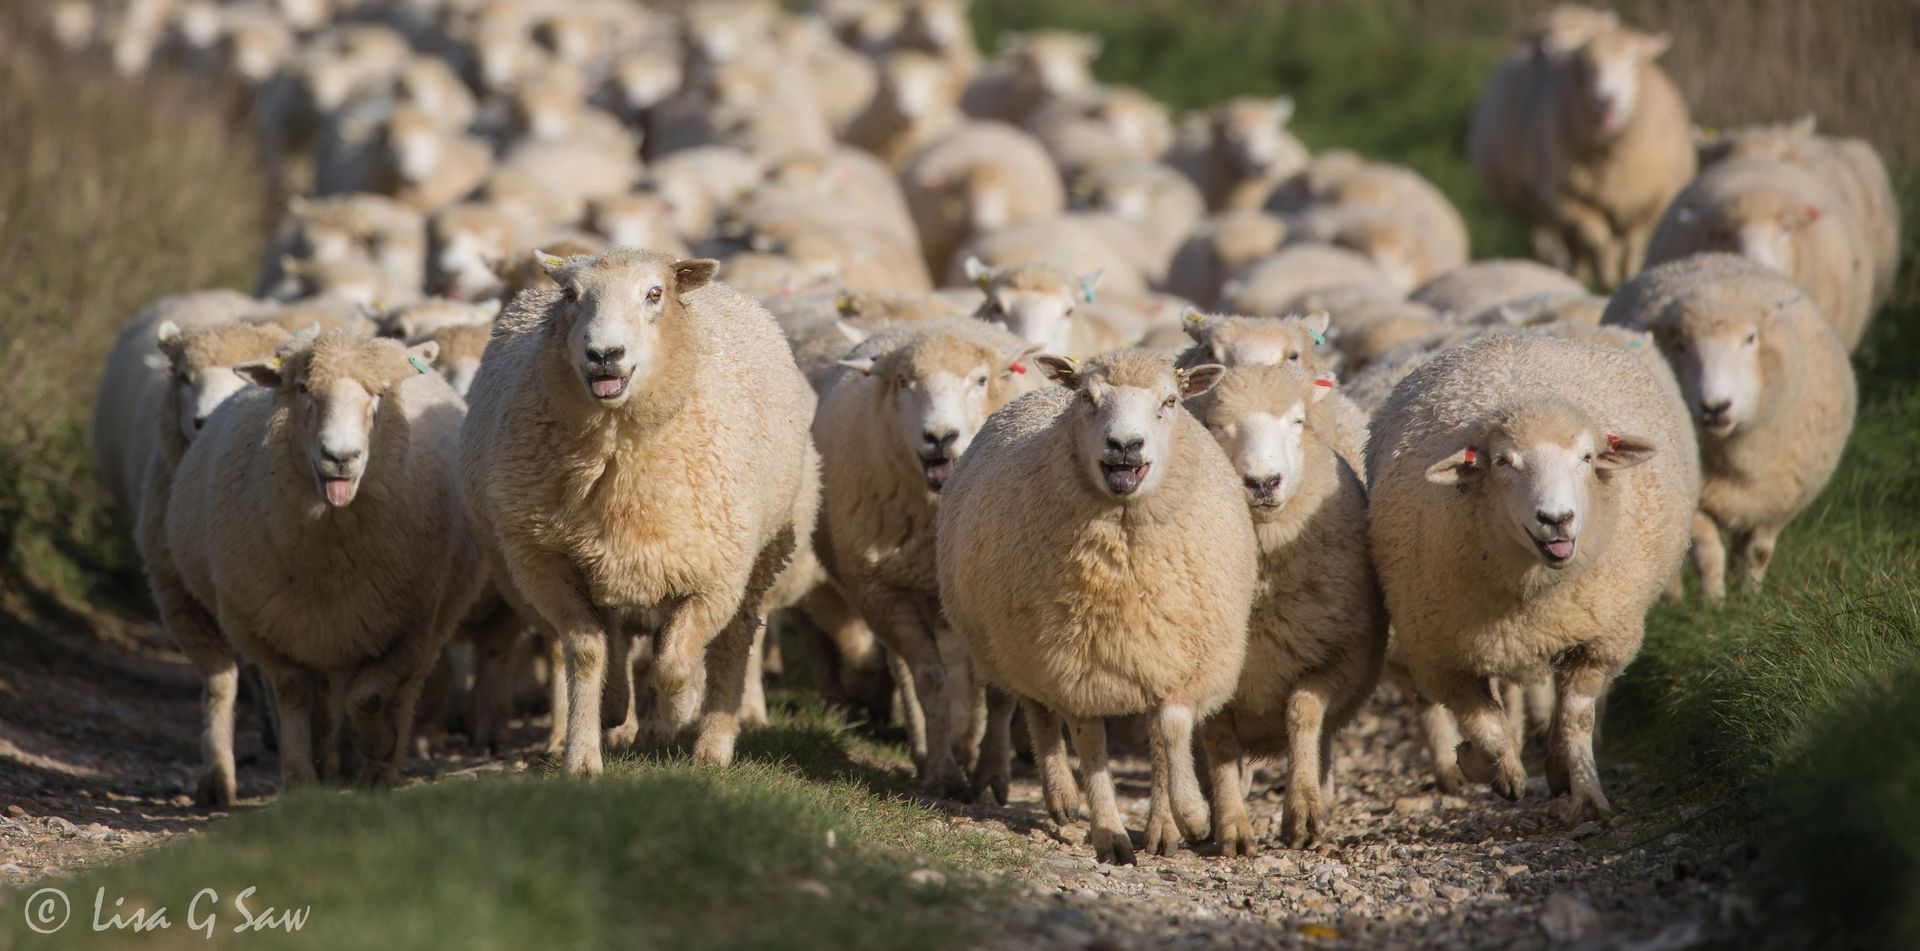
xmin=1700 ymin=417 xmax=1737 ymax=438
xmin=587 ymin=372 xmax=631 ymax=400
xmin=922 ymin=457 xmax=955 ymax=491
xmin=319 ymin=476 xmax=359 ymax=508
xmin=1101 ymin=461 xmax=1150 ymax=496
xmin=1533 ymin=535 xmax=1577 ymax=566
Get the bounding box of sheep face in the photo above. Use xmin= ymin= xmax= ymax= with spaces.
xmin=541 ymin=251 xmax=719 ymax=408
xmin=429 ymin=208 xmax=513 ymax=302
xmin=1007 ymin=31 xmax=1099 ymax=101
xmin=286 ymin=257 xmax=383 ymax=309
xmin=1698 ymin=193 xmax=1816 ymax=278
xmin=1038 ymin=353 xmax=1224 ymax=500
xmin=1424 ymin=401 xmax=1655 ymax=569
xmin=851 ymin=336 xmax=1037 ymax=492
xmin=591 ymin=194 xmax=681 ymax=252
xmin=1568 ymin=29 xmax=1669 ymax=139
xmin=1656 ymin=304 xmax=1771 ymax=438
xmin=1183 ymin=313 xmax=1331 ymax=371
xmin=1216 ymin=97 xmax=1297 ymax=176
xmin=236 ymin=335 xmax=436 ymax=509
xmin=903 ymin=0 xmax=970 ymax=52
xmin=615 ymin=52 xmax=683 ymax=112
xmin=881 ymin=51 xmax=952 ymax=119
xmin=384 ymin=112 xmax=445 ymax=185
xmin=430 ymin=323 xmax=492 ymax=400
xmin=1198 ymin=365 xmax=1330 ymax=510
xmin=156 ymin=321 xmax=290 ymax=440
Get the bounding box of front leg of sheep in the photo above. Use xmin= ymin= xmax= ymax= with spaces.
xmin=344 ymin=628 xmax=448 ymax=788
xmin=1281 ymin=680 xmax=1337 ymax=849
xmin=601 ymin=625 xmax=639 ymax=748
xmin=152 ymin=577 xmax=241 ymax=807
xmin=1734 ymin=523 xmax=1784 ymax=593
xmin=968 ymin=685 xmax=1016 ymax=807
xmin=1430 ymin=670 xmax=1526 ymax=801
xmin=652 ymin=591 xmax=738 ymax=734
xmin=691 ymin=605 xmax=764 ymax=766
xmin=256 ymin=658 xmax=325 ymax=791
xmin=1066 ymin=717 xmax=1134 ymax=865
xmin=1199 ymin=716 xmax=1255 ymax=857
xmin=1022 ymin=700 xmax=1083 ymax=824
xmin=871 ymin=595 xmax=969 ymax=799
xmin=1548 ymin=660 xmax=1615 ymax=824
xmin=1145 ymin=702 xmax=1209 ymax=855
xmin=1690 ymin=511 xmax=1729 ymax=604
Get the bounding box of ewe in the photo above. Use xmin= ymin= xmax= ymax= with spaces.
xmin=938 ymin=350 xmax=1256 ymax=863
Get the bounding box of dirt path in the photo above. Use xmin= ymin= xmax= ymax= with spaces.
xmin=0 ymin=613 xmax=1736 ymax=948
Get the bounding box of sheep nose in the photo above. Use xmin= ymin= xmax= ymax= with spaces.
xmin=1698 ymin=398 xmax=1731 ymax=419
xmin=923 ymin=429 xmax=958 ymax=454
xmin=1244 ymin=475 xmax=1282 ymax=498
xmin=322 ymin=447 xmax=362 ymax=468
xmin=585 ymin=345 xmax=625 ymax=366
xmin=193 ymin=416 xmax=207 ymax=431
xmin=1106 ymin=436 xmax=1144 ymax=455
xmin=1536 ymin=510 xmax=1574 ymax=531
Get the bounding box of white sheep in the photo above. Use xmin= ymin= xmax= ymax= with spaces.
xmin=937 ymin=350 xmax=1257 ymax=863
xmin=1408 ymin=258 xmax=1589 ymax=325
xmin=963 ymin=258 xmax=1128 ymax=358
xmin=461 ymin=249 xmax=820 ymax=776
xmin=1602 ymin=254 xmax=1856 ymax=602
xmin=1171 ymin=96 xmax=1310 ymax=211
xmin=166 ymin=331 xmax=482 ymax=790
xmin=1367 ymin=333 xmax=1698 ymax=822
xmin=1187 ymin=363 xmax=1386 ymax=852
xmin=900 ymin=121 xmax=1065 ymax=277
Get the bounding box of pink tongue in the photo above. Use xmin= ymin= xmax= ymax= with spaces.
xmin=324 ymin=479 xmax=356 ymax=508
xmin=1545 ymin=539 xmax=1576 ymax=560
xmin=591 ymin=377 xmax=626 ymax=398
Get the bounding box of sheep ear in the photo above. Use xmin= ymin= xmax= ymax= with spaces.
xmin=837 ymin=356 xmax=876 ymax=376
xmin=833 ymin=320 xmax=868 ymax=345
xmin=1177 ymin=363 xmax=1225 ymax=399
xmin=674 ymin=258 xmax=720 ymax=292
xmin=963 ymin=256 xmax=991 ymax=288
xmin=534 ymin=249 xmax=566 ymax=279
xmin=1301 ymin=310 xmax=1331 ymax=339
xmin=407 ymin=340 xmax=440 ymax=368
xmin=155 ymin=320 xmax=183 ymax=348
xmin=1641 ymin=31 xmax=1671 ymax=59
xmin=234 ymin=358 xmax=284 ymax=389
xmin=1688 ymin=124 xmax=1716 ymax=149
xmin=1790 ymin=113 xmax=1817 ymax=139
xmin=1078 ymin=34 xmax=1104 ymax=59
xmin=477 ymin=298 xmax=502 ymax=319
xmin=1272 ymin=96 xmax=1295 ymax=126
xmin=1595 ymin=433 xmax=1656 ymax=471
xmin=1425 ymin=444 xmax=1485 ymax=485
xmin=1005 ymin=343 xmax=1044 ymax=375
xmin=1181 ymin=307 xmax=1212 ymax=342
xmin=1034 ymin=354 xmax=1080 ymax=389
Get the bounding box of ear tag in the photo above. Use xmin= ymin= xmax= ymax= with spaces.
xmin=1463 ymin=445 xmax=1477 ymax=466
xmin=1011 ymin=362 xmax=1027 ymax=374
xmin=269 ymin=357 xmax=284 ymax=369
xmin=1080 ymin=279 xmax=1096 ymax=303
xmin=1626 ymin=336 xmax=1645 ymax=349
xmin=1312 ymin=377 xmax=1333 ymax=388
xmin=1805 ymin=205 xmax=1821 ymax=222
xmin=975 ymin=273 xmax=991 ymax=291
xmin=291 ymin=326 xmax=313 ymax=339
xmin=410 ymin=355 xmax=432 ymax=374
xmin=835 ymin=294 xmax=853 ymax=313
xmin=1606 ymin=434 xmax=1621 ymax=454
xmin=1305 ymin=327 xmax=1327 ymax=346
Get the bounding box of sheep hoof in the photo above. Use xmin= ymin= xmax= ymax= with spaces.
xmin=1042 ymin=787 xmax=1082 ymax=826
xmin=605 ymin=718 xmax=640 ymax=750
xmin=1174 ymin=799 xmax=1210 ymax=843
xmin=1492 ymin=765 xmax=1526 ymax=802
xmin=1281 ymin=794 xmax=1324 ymax=849
xmin=1455 ymin=742 xmax=1496 ymax=783
xmin=1565 ymin=787 xmax=1613 ymax=825
xmin=194 ymin=771 xmax=235 ymax=810
xmin=1213 ymin=813 xmax=1257 ymax=858
xmin=968 ymin=761 xmax=1010 ymax=808
xmin=1090 ymin=824 xmax=1135 ymax=866
xmin=1432 ymin=765 xmax=1468 ymax=795
xmin=1144 ymin=808 xmax=1183 ymax=857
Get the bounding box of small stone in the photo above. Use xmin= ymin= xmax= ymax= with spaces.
xmin=906 ymin=868 xmax=945 ymax=888
xmin=1539 ymin=891 xmax=1602 ymax=943
xmin=1633 ymin=918 xmax=1708 ymax=950
xmin=82 ymin=822 xmax=112 ymax=841
xmin=45 ymin=816 xmax=76 ymax=836
xmin=1500 ymin=863 xmax=1528 ymax=878
xmin=1406 ymin=878 xmax=1434 ymax=899
xmin=1436 ymin=883 xmax=1471 ymax=902
xmin=1094 ymin=862 xmax=1114 ymax=877
xmin=793 ymin=879 xmax=831 ymax=899
xmin=1662 ymin=832 xmax=1686 ymax=847
xmin=4 ymin=805 xmax=24 ymax=818
xmin=1570 ymin=821 xmax=1603 ymax=839
xmin=1393 ymin=796 xmax=1432 ymax=816
xmin=1074 ymin=888 xmax=1099 ymax=902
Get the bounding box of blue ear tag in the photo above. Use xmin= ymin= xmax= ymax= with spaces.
xmin=1306 ymin=327 xmax=1327 ymax=346
xmin=1080 ymin=280 xmax=1096 ymax=304
xmin=409 ymin=355 xmax=432 ymax=374
xmin=1626 ymin=337 xmax=1645 ymax=349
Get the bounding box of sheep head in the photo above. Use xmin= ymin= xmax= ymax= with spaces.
xmin=1180 ymin=311 xmax=1333 ymax=372
xmin=1214 ymin=96 xmax=1298 ymax=176
xmin=428 ymin=203 xmax=516 ymax=302
xmin=1037 ymin=350 xmax=1223 ymax=501
xmin=1194 ymin=363 xmax=1333 ymax=512
xmin=155 ymin=319 xmax=291 ymax=443
xmin=1424 ymin=398 xmax=1656 ymax=570
xmin=1686 ymin=186 xmax=1821 ymax=279
xmin=967 ymin=259 xmax=1103 ymax=356
xmin=235 ymin=332 xmax=439 ymax=509
xmin=1653 ymin=294 xmax=1794 ymax=439
xmin=537 ymin=248 xmax=718 ymax=409
xmin=838 ymin=333 xmax=1041 ymax=492
xmin=1005 ymin=30 xmax=1101 ymax=100
xmin=1567 ymin=28 xmax=1670 ymax=139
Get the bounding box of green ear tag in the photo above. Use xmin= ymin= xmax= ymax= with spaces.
xmin=1306 ymin=327 xmax=1327 ymax=346
xmin=409 ymin=356 xmax=431 ymax=374
xmin=1080 ymin=280 xmax=1096 ymax=304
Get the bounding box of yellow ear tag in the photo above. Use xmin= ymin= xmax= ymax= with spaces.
xmin=975 ymin=274 xmax=991 ymax=291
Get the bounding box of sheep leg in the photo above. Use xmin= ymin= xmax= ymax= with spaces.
xmin=941 ymin=630 xmax=982 ymax=770
xmin=1530 ymin=225 xmax=1571 ymax=272
xmin=1156 ymin=701 xmax=1210 ymax=845
xmin=259 ymin=661 xmax=323 ymax=791
xmin=466 ymin=614 xmax=522 ymax=755
xmin=888 ymin=651 xmax=929 ymax=767
xmin=1551 ymin=661 xmax=1614 ymax=824
xmin=343 ymin=634 xmax=443 ymax=788
xmin=1022 ymin=700 xmax=1081 ymax=824
xmin=602 ymin=623 xmax=638 ymax=748
xmin=1499 ymin=679 xmax=1526 ymax=751
xmin=152 ymin=572 xmax=240 ymax=808
xmin=1066 ymin=717 xmax=1134 ymax=865
xmin=692 ymin=606 xmax=760 ymax=767
xmin=1282 ymin=681 xmax=1335 ymax=849
xmin=1199 ymin=715 xmax=1255 ymax=857
xmin=544 ymin=631 xmax=568 ymax=757
xmin=1691 ymin=511 xmax=1729 ymax=604
xmin=1431 ymin=671 xmax=1525 ymax=801
xmin=968 ymin=684 xmax=1015 ymax=806
xmin=740 ymin=620 xmax=770 ymax=729
xmin=1734 ymin=523 xmax=1783 ymax=592
xmin=1524 ymin=678 xmax=1556 ymax=742
xmin=872 ymin=597 xmax=968 ymax=800
xmin=1391 ymin=662 xmax=1467 ymax=793
xmin=653 ymin=592 xmax=737 ymax=733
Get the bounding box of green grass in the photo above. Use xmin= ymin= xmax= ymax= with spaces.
xmin=0 ymin=700 xmax=1027 ymax=950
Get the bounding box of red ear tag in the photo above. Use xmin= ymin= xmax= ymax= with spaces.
xmin=1805 ymin=205 xmax=1821 ymax=222
xmin=1011 ymin=362 xmax=1027 ymax=374
xmin=1312 ymin=378 xmax=1334 ymax=388
xmin=1606 ymin=434 xmax=1621 ymax=453
xmin=1463 ymin=445 xmax=1477 ymax=466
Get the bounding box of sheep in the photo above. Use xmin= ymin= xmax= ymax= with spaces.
xmin=1175 ymin=311 xmax=1370 ymax=477
xmin=947 ymin=214 xmax=1156 ymax=300
xmin=1025 ymin=86 xmax=1175 ymax=182
xmin=1602 ymin=254 xmax=1855 ymax=602
xmin=374 ymin=104 xmax=495 ymax=213
xmin=166 ymin=331 xmax=481 ymax=790
xmin=1079 ymin=161 xmax=1208 ymax=274
xmin=1367 ymin=333 xmax=1698 ymax=822
xmin=812 ymin=319 xmax=1042 ymax=797
xmin=900 ymin=121 xmax=1066 ymax=276
xmin=846 ymin=49 xmax=965 ymax=170
xmin=259 ymin=194 xmax=428 ymax=308
xmin=1186 ymin=362 xmax=1386 ymax=852
xmin=1219 ymin=244 xmax=1386 ymax=319
xmin=1524 ymin=25 xmax=1695 ymax=287
xmin=936 ymin=349 xmax=1257 ymax=863
xmin=1321 ymin=299 xmax=1444 ymax=373
xmin=1643 ymin=156 xmax=1877 ymax=352
xmin=1172 ymin=97 xmax=1310 ymax=211
xmin=378 ymin=298 xmax=499 ymax=344
xmin=1165 ymin=210 xmax=1290 ymax=309
xmin=963 ymin=258 xmax=1129 ymax=358
xmin=1696 ymin=115 xmax=1901 ymax=309
xmin=494 ymin=137 xmax=644 ymax=232
xmin=892 ymin=0 xmax=980 ymax=85
xmin=1273 ymin=161 xmax=1472 ymax=289
xmin=1408 ymin=259 xmax=1589 ymax=324
xmin=131 ymin=319 xmax=294 ymax=806
xmin=588 ymin=192 xmax=693 ymax=257
xmin=93 ymin=290 xmax=267 ymax=520
xmin=427 ymin=203 xmax=519 ymax=302
xmin=461 ymin=249 xmax=820 ymax=776
xmin=960 ymin=29 xmax=1103 ymax=126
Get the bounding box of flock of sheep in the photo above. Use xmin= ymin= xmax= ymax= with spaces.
xmin=66 ymin=0 xmax=1890 ymax=865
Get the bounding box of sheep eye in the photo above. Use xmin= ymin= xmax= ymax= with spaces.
xmin=1162 ymin=395 xmax=1177 ymax=409
xmin=896 ymin=374 xmax=911 ymax=389
xmin=1744 ymin=332 xmax=1758 ymax=345
xmin=1582 ymin=452 xmax=1594 ymax=464
xmin=296 ymin=382 xmax=309 ymax=395
xmin=972 ymin=374 xmax=987 ymax=386
xmin=1287 ymin=352 xmax=1300 ymax=362
xmin=647 ymin=286 xmax=663 ymax=303
xmin=1494 ymin=455 xmax=1510 ymax=467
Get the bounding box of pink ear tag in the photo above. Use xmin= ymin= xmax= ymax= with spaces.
xmin=1606 ymin=434 xmax=1621 ymax=454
